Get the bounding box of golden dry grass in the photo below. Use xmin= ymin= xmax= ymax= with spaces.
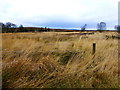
xmin=2 ymin=31 xmax=119 ymax=88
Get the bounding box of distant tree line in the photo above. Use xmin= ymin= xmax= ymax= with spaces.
xmin=115 ymin=25 xmax=120 ymax=32
xmin=80 ymin=22 xmax=120 ymax=32
xmin=1 ymin=22 xmax=120 ymax=33
xmin=0 ymin=22 xmax=51 ymax=33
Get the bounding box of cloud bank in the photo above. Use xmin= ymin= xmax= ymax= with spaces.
xmin=0 ymin=0 xmax=119 ymax=30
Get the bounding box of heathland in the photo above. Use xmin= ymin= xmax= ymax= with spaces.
xmin=2 ymin=31 xmax=118 ymax=88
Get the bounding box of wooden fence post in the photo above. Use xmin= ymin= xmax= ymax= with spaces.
xmin=92 ymin=43 xmax=96 ymax=54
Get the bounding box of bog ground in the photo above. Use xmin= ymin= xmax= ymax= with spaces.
xmin=2 ymin=31 xmax=119 ymax=88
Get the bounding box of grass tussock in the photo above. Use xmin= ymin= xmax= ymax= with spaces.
xmin=2 ymin=32 xmax=119 ymax=88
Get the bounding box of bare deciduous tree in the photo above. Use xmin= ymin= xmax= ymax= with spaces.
xmin=81 ymin=24 xmax=87 ymax=31
xmin=97 ymin=22 xmax=106 ymax=30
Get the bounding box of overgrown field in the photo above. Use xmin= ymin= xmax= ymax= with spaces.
xmin=2 ymin=31 xmax=119 ymax=88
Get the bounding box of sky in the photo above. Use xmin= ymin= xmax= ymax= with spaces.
xmin=0 ymin=0 xmax=119 ymax=30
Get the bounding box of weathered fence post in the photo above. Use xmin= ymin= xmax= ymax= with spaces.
xmin=92 ymin=43 xmax=96 ymax=54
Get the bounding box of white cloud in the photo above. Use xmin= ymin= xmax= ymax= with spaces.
xmin=0 ymin=0 xmax=119 ymax=29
